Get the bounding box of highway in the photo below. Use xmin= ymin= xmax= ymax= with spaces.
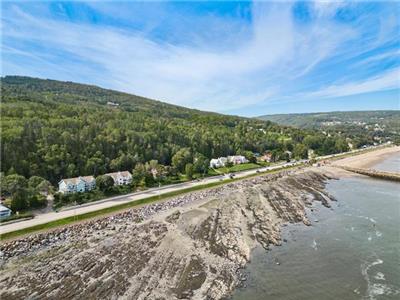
xmin=0 ymin=144 xmax=388 ymax=235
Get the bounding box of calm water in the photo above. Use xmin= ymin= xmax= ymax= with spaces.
xmin=233 ymin=156 xmax=400 ymax=300
xmin=373 ymin=154 xmax=400 ymax=173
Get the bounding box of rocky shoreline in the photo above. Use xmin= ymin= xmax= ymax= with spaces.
xmin=0 ymin=168 xmax=337 ymax=300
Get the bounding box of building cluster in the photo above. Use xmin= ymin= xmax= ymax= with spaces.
xmin=209 ymin=155 xmax=249 ymax=168
xmin=58 ymin=171 xmax=132 ymax=194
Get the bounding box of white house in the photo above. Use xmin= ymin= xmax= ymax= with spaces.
xmin=107 ymin=101 xmax=119 ymax=107
xmin=105 ymin=171 xmax=132 ymax=186
xmin=209 ymin=159 xmax=220 ymax=168
xmin=0 ymin=204 xmax=11 ymax=219
xmin=209 ymin=157 xmax=228 ymax=168
xmin=227 ymin=155 xmax=248 ymax=165
xmin=58 ymin=176 xmax=96 ymax=194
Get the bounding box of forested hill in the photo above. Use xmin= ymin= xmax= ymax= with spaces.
xmin=1 ymin=76 xmax=348 ymax=184
xmin=1 ymin=75 xmax=213 ymax=118
xmin=258 ymin=111 xmax=400 ymax=130
xmin=258 ymin=111 xmax=400 ymax=146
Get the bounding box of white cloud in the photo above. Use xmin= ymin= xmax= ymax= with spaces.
xmin=312 ymin=0 xmax=347 ymax=18
xmin=1 ymin=1 xmax=399 ymax=115
xmin=306 ymin=68 xmax=400 ymax=98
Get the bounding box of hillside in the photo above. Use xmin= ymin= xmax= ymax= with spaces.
xmin=1 ymin=76 xmax=347 ymax=186
xmin=259 ymin=111 xmax=400 ymax=146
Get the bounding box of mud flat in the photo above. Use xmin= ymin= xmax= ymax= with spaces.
xmin=0 ymin=168 xmax=338 ymax=300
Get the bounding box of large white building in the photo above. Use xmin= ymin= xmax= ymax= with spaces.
xmin=105 ymin=171 xmax=132 ymax=186
xmin=58 ymin=176 xmax=96 ymax=194
xmin=227 ymin=155 xmax=249 ymax=165
xmin=210 ymin=155 xmax=250 ymax=168
xmin=210 ymin=157 xmax=228 ymax=168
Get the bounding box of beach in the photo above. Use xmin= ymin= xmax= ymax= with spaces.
xmin=333 ymin=146 xmax=400 ymax=169
xmin=0 ymin=147 xmax=398 ymax=300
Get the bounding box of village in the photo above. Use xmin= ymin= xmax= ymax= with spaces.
xmin=56 ymin=152 xmax=294 ymax=195
xmin=0 ymin=149 xmax=298 ymax=222
xmin=0 ymin=142 xmax=380 ymax=223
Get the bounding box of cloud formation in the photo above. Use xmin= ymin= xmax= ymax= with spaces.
xmin=2 ymin=1 xmax=399 ymax=115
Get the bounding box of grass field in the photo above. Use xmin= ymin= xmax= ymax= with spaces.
xmin=213 ymin=163 xmax=260 ymax=174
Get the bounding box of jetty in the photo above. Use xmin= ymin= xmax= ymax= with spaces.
xmin=335 ymin=166 xmax=400 ymax=182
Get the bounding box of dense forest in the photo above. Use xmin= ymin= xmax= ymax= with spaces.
xmin=259 ymin=111 xmax=400 ymax=147
xmin=1 ymin=76 xmax=349 ymax=189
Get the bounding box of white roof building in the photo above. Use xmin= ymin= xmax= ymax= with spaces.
xmin=58 ymin=176 xmax=96 ymax=194
xmin=210 ymin=157 xmax=228 ymax=168
xmin=105 ymin=171 xmax=132 ymax=185
xmin=227 ymin=155 xmax=248 ymax=165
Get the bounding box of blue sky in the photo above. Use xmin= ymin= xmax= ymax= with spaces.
xmin=1 ymin=1 xmax=399 ymax=116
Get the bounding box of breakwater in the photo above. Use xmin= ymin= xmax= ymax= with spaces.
xmin=335 ymin=166 xmax=400 ymax=182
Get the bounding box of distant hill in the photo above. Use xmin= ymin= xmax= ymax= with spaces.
xmin=258 ymin=111 xmax=400 ymax=130
xmin=258 ymin=110 xmax=400 ymax=146
xmin=1 ymin=76 xmax=347 ymax=184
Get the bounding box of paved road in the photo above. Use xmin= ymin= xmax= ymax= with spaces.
xmin=0 ymin=161 xmax=298 ymax=234
xmin=0 ymin=144 xmax=388 ymax=235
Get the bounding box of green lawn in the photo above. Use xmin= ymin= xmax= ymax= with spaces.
xmin=215 ymin=163 xmax=260 ymax=174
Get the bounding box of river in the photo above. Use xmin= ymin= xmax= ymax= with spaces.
xmin=233 ymin=154 xmax=400 ymax=300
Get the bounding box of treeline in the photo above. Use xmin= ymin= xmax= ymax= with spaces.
xmin=0 ymin=174 xmax=52 ymax=211
xmin=1 ymin=76 xmax=349 ymax=188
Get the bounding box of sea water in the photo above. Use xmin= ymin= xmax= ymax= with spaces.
xmin=233 ymin=156 xmax=400 ymax=300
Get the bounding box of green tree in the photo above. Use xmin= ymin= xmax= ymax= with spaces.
xmin=172 ymin=148 xmax=192 ymax=172
xmin=85 ymin=157 xmax=103 ymax=177
xmin=7 ymin=167 xmax=16 ymax=175
xmin=242 ymin=151 xmax=257 ymax=163
xmin=1 ymin=174 xmax=28 ymax=197
xmin=28 ymin=192 xmax=47 ymax=209
xmin=185 ymin=163 xmax=194 ymax=179
xmin=11 ymin=189 xmax=28 ymax=211
xmin=193 ymin=153 xmax=209 ymax=174
xmin=303 ymin=135 xmax=323 ymax=150
xmin=36 ymin=180 xmax=53 ymax=195
xmin=293 ymin=144 xmax=308 ymax=159
xmin=96 ymin=175 xmax=114 ymax=192
xmin=28 ymin=176 xmax=46 ymax=189
xmin=334 ymin=138 xmax=349 ymax=153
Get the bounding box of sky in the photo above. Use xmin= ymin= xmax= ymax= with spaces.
xmin=1 ymin=1 xmax=399 ymax=116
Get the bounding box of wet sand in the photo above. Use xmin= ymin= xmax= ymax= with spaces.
xmin=333 ymin=146 xmax=400 ymax=169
